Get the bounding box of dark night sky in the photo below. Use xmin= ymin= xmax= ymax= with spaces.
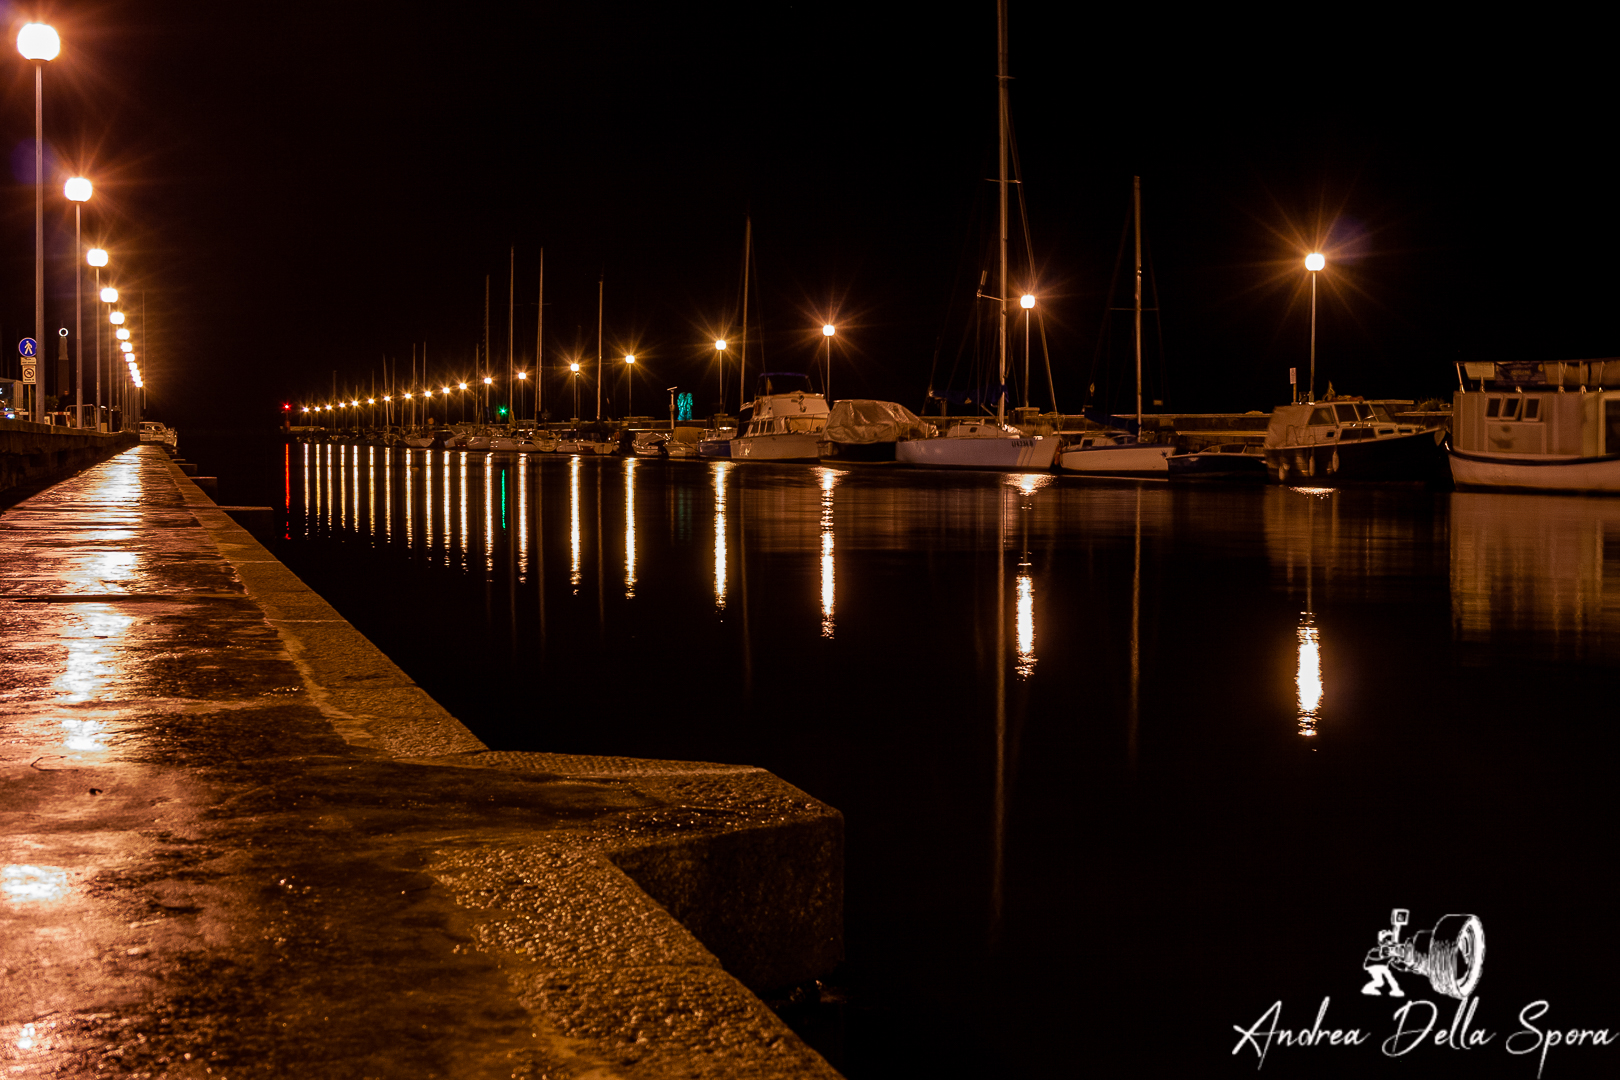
xmin=0 ymin=3 xmax=1612 ymax=427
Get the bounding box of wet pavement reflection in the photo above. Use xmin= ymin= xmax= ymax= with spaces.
xmin=182 ymin=442 xmax=1620 ymax=1075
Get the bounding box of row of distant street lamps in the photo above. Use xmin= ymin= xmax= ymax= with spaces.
xmin=18 ymin=22 xmax=144 ymax=428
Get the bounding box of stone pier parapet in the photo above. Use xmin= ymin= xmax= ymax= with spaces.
xmin=0 ymin=444 xmax=843 ymax=1079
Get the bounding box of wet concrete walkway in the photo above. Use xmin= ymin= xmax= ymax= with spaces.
xmin=1 ymin=446 xmax=841 ymax=1079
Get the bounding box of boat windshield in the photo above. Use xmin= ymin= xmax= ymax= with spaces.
xmin=757 ymin=372 xmax=812 ymax=396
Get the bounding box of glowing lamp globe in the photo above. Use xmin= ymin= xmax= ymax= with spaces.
xmin=115 ymin=328 xmax=130 ymax=340
xmin=625 ymin=354 xmax=636 ymax=365
xmin=1305 ymin=253 xmax=1326 ymax=272
xmin=483 ymin=376 xmax=492 ymax=385
xmin=64 ymin=177 xmax=91 ymax=202
xmin=517 ymin=371 xmax=528 ymax=379
xmin=87 ymin=248 xmax=108 ymax=268
xmin=715 ymin=339 xmax=727 ymax=351
xmin=1020 ymin=294 xmax=1036 ymax=309
xmin=822 ymin=324 xmax=836 ymax=337
xmin=109 ymin=311 xmax=125 ymax=324
xmin=570 ymin=362 xmax=580 ymax=373
xmin=120 ymin=341 xmax=132 ymax=353
xmin=17 ymin=24 xmax=60 ymax=61
xmin=103 ymin=289 xmax=120 ymax=305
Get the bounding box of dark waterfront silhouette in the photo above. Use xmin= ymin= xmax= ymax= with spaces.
xmin=197 ymin=436 xmax=1620 ymax=1077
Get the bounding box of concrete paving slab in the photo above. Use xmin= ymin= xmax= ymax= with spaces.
xmin=1 ymin=446 xmax=843 ymax=1079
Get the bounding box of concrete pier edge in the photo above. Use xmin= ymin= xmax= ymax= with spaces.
xmin=115 ymin=449 xmax=844 ymax=1077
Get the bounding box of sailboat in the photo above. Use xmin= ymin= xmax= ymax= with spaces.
xmin=1058 ymin=176 xmax=1172 ymax=477
xmin=894 ymin=0 xmax=1058 ymax=473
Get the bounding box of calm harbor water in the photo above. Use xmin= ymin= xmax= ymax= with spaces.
xmin=190 ymin=434 xmax=1620 ymax=1077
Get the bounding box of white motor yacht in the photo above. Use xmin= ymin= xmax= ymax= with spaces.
xmin=732 ymin=373 xmax=830 ymax=462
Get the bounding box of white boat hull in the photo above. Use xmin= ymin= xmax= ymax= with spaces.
xmin=895 ymin=435 xmax=1058 ymax=470
xmin=731 ymin=432 xmax=821 ymax=462
xmin=1449 ymin=449 xmax=1620 ymax=493
xmin=1058 ymin=443 xmax=1172 ymax=475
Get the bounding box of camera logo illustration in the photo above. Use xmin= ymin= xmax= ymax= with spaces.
xmin=1361 ymin=907 xmax=1485 ymax=1000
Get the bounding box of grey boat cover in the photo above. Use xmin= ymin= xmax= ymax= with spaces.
xmin=824 ymin=400 xmax=934 ymax=444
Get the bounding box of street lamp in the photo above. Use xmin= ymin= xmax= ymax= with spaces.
xmin=89 ymin=252 xmax=109 ymax=427
xmin=714 ymin=339 xmax=727 ymax=416
xmin=624 ymin=354 xmax=636 ymax=417
xmin=570 ymin=361 xmax=581 ymax=420
xmin=517 ymin=369 xmax=528 ymax=426
xmin=1305 ymin=252 xmax=1325 ymax=403
xmin=18 ymin=23 xmax=59 ymax=421
xmin=64 ymin=178 xmax=91 ymax=426
xmin=1019 ymin=294 xmax=1035 ymax=409
xmin=822 ymin=324 xmax=836 ymax=401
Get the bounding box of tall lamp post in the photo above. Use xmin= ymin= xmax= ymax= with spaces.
xmin=1305 ymin=252 xmax=1325 ymax=403
xmin=64 ymin=178 xmax=91 ymax=426
xmin=714 ymin=339 xmax=727 ymax=416
xmin=624 ymin=355 xmax=636 ymax=417
xmin=18 ymin=23 xmax=59 ymax=422
xmin=1019 ymin=294 xmax=1035 ymax=409
xmin=89 ymin=255 xmax=109 ymax=427
xmin=517 ymin=369 xmax=528 ymax=424
xmin=569 ymin=362 xmax=581 ymax=420
xmin=822 ymin=324 xmax=836 ymax=401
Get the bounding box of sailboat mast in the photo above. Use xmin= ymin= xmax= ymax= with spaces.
xmin=544 ymin=250 xmax=550 ymax=424
xmin=596 ymin=276 xmax=603 ymax=421
xmin=996 ymin=0 xmax=1009 ymax=428
xmin=484 ymin=275 xmax=490 ymax=423
xmin=738 ymin=218 xmax=751 ymax=409
xmin=508 ymin=245 xmax=515 ymax=424
xmin=1133 ymin=175 xmax=1143 ymax=429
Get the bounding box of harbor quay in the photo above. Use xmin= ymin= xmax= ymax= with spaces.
xmin=0 ymin=446 xmax=843 ymax=1078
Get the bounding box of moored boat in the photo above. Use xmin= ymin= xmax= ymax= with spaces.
xmin=896 ymin=420 xmax=1058 ymax=470
xmin=819 ymin=399 xmax=933 ymax=463
xmin=1167 ymin=442 xmax=1267 ymax=480
xmin=732 ymin=373 xmax=829 ymax=463
xmin=1058 ymin=434 xmax=1172 ymax=477
xmin=1263 ymin=399 xmax=1445 ymax=484
xmin=1449 ymin=359 xmax=1620 ymax=493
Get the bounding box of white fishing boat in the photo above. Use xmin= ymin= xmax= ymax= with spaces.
xmin=1449 ymin=359 xmax=1620 ymax=493
xmin=895 ymin=2 xmax=1058 ymax=474
xmin=732 ymin=373 xmax=830 ymax=462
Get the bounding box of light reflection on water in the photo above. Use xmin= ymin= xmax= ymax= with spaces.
xmin=261 ymin=444 xmax=1620 ymax=1075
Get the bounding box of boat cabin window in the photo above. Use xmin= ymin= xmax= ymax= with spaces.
xmin=1500 ymin=398 xmax=1520 ymax=420
xmin=1333 ymin=404 xmax=1358 ymax=423
xmin=1485 ymin=397 xmax=1502 ymax=418
xmin=1523 ymin=398 xmax=1540 ymax=420
xmin=1606 ymin=401 xmax=1620 ymax=455
xmin=1310 ymin=407 xmax=1334 ymax=425
xmin=1372 ymin=403 xmax=1397 ymax=422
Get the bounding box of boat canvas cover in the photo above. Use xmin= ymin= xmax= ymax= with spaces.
xmin=824 ymin=400 xmax=933 ymax=444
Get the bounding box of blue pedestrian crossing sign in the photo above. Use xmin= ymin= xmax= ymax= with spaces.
xmin=18 ymin=338 xmax=37 ymax=358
